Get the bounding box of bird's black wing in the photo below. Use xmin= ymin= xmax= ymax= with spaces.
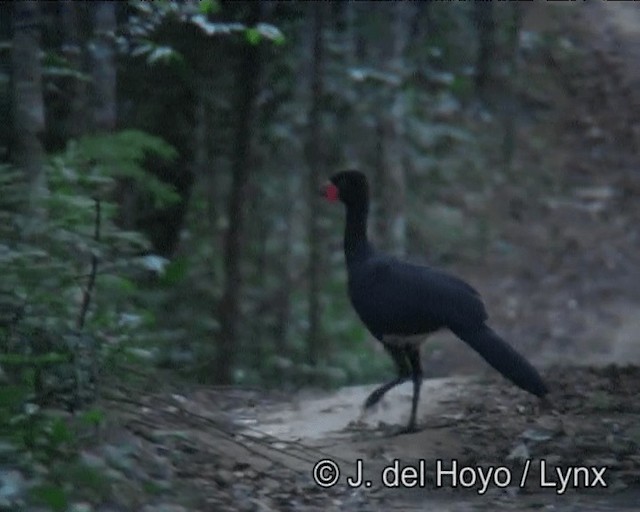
xmin=348 ymin=254 xmax=488 ymax=338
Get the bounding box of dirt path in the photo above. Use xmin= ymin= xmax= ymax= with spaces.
xmin=128 ymin=366 xmax=639 ymax=511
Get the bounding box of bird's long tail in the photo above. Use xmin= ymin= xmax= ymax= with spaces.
xmin=450 ymin=323 xmax=548 ymax=397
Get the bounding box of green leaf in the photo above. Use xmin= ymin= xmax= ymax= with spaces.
xmin=79 ymin=408 xmax=105 ymax=427
xmin=30 ymin=484 xmax=68 ymax=512
xmin=0 ymin=385 xmax=30 ymax=409
xmin=148 ymin=46 xmax=184 ymax=65
xmin=0 ymin=352 xmax=68 ymax=366
xmin=115 ymin=276 xmax=137 ymax=293
xmin=131 ymin=41 xmax=155 ymax=58
xmin=245 ymin=27 xmax=261 ymax=46
xmin=255 ymin=23 xmax=285 ymax=45
xmin=199 ymin=0 xmax=220 ymax=15
xmin=49 ymin=418 xmax=72 ymax=445
xmin=161 ymin=257 xmax=189 ymax=285
xmin=191 ymin=16 xmax=244 ymax=36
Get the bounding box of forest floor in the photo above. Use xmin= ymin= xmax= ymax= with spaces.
xmin=93 ymin=2 xmax=640 ymax=511
xmin=113 ymin=365 xmax=640 ymax=511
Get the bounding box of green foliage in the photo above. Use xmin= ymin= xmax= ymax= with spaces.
xmin=0 ymin=130 xmax=177 ymax=337
xmin=0 ymin=351 xmax=68 ymax=366
xmin=245 ymin=24 xmax=286 ymax=46
xmin=62 ymin=460 xmax=113 ymax=501
xmin=8 ymin=404 xmax=73 ymax=465
xmin=30 ymin=483 xmax=68 ymax=512
xmin=28 ymin=451 xmax=115 ymax=508
xmin=131 ymin=41 xmax=186 ymax=66
xmin=199 ymin=0 xmax=220 ymax=16
xmin=127 ymin=0 xmax=284 ymax=66
xmin=449 ymin=74 xmax=474 ymax=99
xmin=0 ymin=128 xmax=178 ymax=505
xmin=159 ymin=256 xmax=189 ymax=286
xmin=79 ymin=408 xmax=106 ymax=428
xmin=245 ymin=27 xmax=261 ymax=46
xmin=41 ymin=51 xmax=92 ymax=82
xmin=59 ymin=130 xmax=179 ymax=207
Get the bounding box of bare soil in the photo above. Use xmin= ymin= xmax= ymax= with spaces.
xmin=119 ymin=364 xmax=640 ymax=511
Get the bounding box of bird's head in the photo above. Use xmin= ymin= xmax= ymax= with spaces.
xmin=322 ymin=170 xmax=369 ymax=207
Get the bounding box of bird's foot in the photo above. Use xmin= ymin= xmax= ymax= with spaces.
xmin=356 ymin=407 xmax=369 ymax=423
xmin=392 ymin=423 xmax=423 ymax=436
xmin=363 ymin=389 xmax=385 ymax=410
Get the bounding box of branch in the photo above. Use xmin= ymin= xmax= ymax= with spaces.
xmin=77 ymin=198 xmax=101 ymax=330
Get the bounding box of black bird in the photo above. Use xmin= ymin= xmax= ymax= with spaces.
xmin=322 ymin=170 xmax=548 ymax=434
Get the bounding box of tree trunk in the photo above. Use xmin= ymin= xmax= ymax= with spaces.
xmin=217 ymin=4 xmax=263 ymax=383
xmin=306 ymin=3 xmax=325 ymax=368
xmin=90 ymin=1 xmax=117 ymax=132
xmin=502 ymin=4 xmax=522 ymax=173
xmin=376 ymin=4 xmax=411 ymax=258
xmin=272 ymin=213 xmax=292 ymax=352
xmin=176 ymin=63 xmax=219 ymax=262
xmin=336 ymin=1 xmax=358 ymax=166
xmin=91 ymin=2 xmax=129 ymax=228
xmin=179 ymin=90 xmax=214 ymax=245
xmin=249 ymin=182 xmax=268 ymax=370
xmin=12 ymin=0 xmax=47 ymax=216
xmin=61 ymin=0 xmax=87 ymax=138
xmin=474 ymin=2 xmax=495 ymax=103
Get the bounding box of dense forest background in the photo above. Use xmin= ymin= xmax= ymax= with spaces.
xmin=0 ymin=0 xmax=551 ymax=388
xmin=2 ymin=1 xmax=640 ymax=510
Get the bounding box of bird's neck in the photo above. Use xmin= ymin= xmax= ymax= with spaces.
xmin=344 ymin=203 xmax=372 ymax=265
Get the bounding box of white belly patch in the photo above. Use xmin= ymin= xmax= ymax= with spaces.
xmin=381 ymin=334 xmax=426 ymax=347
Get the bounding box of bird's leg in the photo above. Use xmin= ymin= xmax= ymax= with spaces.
xmin=364 ymin=375 xmax=410 ymax=409
xmin=397 ymin=345 xmax=424 ymax=434
xmin=363 ymin=343 xmax=411 ymax=409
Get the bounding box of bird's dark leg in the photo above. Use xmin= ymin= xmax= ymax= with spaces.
xmin=364 ymin=376 xmax=409 ymax=409
xmin=364 ymin=343 xmax=411 ymax=409
xmin=397 ymin=345 xmax=423 ymax=434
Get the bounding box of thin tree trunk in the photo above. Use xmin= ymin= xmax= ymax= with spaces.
xmin=249 ymin=182 xmax=268 ymax=370
xmin=181 ymin=90 xmax=214 ymax=241
xmin=193 ymin=92 xmax=209 ymax=223
xmin=91 ymin=2 xmax=131 ymax=229
xmin=377 ymin=4 xmax=411 ymax=258
xmin=336 ymin=1 xmax=357 ymax=166
xmin=12 ymin=0 xmax=47 ymax=216
xmin=272 ymin=213 xmax=292 ymax=352
xmin=217 ymin=4 xmax=263 ymax=383
xmin=410 ymin=3 xmax=431 ymax=68
xmin=90 ymin=1 xmax=116 ymax=132
xmin=176 ymin=74 xmax=218 ymax=263
xmin=502 ymin=4 xmax=522 ymax=173
xmin=306 ymin=3 xmax=325 ymax=368
xmin=474 ymin=2 xmax=495 ymax=103
xmin=61 ymin=0 xmax=87 ymax=138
